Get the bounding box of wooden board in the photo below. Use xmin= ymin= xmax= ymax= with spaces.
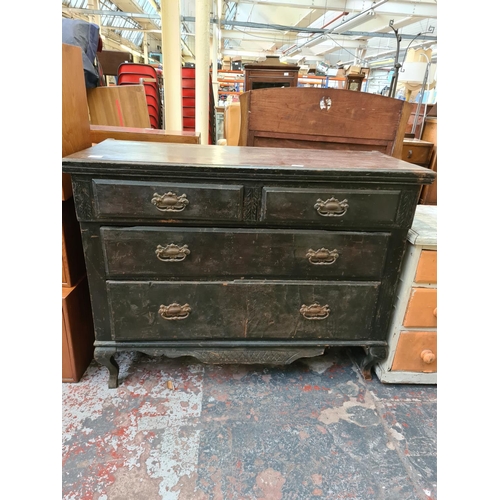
xmin=89 ymin=125 xmax=200 ymax=144
xmin=239 ymin=88 xmax=411 ymax=158
xmin=86 ymin=85 xmax=151 ymax=128
xmin=62 ymin=277 xmax=95 ymax=383
xmin=62 ymin=43 xmax=93 ymax=199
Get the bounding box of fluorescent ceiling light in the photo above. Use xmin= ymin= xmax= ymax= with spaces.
xmin=334 ymin=10 xmax=375 ymax=34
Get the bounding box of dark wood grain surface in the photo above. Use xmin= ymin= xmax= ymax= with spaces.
xmin=101 ymin=227 xmax=390 ymax=280
xmin=62 ymin=140 xmax=436 ymax=184
xmin=107 ymin=280 xmax=380 ymax=341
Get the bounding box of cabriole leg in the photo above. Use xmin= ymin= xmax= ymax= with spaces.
xmin=94 ymin=347 xmax=119 ymax=388
xmin=360 ymin=346 xmax=388 ymax=380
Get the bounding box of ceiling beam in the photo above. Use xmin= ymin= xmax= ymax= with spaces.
xmin=233 ymin=0 xmax=437 ymax=18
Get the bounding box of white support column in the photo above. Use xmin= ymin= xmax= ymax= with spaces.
xmin=196 ymin=0 xmax=211 ymax=145
xmin=211 ymin=23 xmax=220 ymax=106
xmin=143 ymin=32 xmax=149 ymax=64
xmin=161 ymin=0 xmax=183 ymax=131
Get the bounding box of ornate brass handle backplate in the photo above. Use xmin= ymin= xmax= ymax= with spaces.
xmin=300 ymin=302 xmax=330 ymax=320
xmin=155 ymin=244 xmax=190 ymax=262
xmin=158 ymin=303 xmax=191 ymax=320
xmin=306 ymin=248 xmax=339 ymax=265
xmin=314 ymin=196 xmax=349 ymax=217
xmin=151 ymin=192 xmax=189 ymax=212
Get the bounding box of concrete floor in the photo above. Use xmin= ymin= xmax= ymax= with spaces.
xmin=62 ymin=347 xmax=437 ymax=500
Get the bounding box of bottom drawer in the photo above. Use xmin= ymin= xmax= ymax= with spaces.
xmin=391 ymin=331 xmax=437 ymax=373
xmin=107 ymin=280 xmax=381 ymax=341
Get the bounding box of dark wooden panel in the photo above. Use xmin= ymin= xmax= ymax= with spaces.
xmin=101 ymin=227 xmax=390 ymax=280
xmin=62 ymin=197 xmax=86 ymax=287
xmin=262 ymin=187 xmax=401 ymax=227
xmin=92 ymin=179 xmax=244 ymax=221
xmin=62 ymin=140 xmax=436 ymax=186
xmin=107 ymin=280 xmax=381 ymax=341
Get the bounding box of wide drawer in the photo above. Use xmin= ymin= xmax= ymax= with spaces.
xmin=261 ymin=187 xmax=401 ymax=227
xmin=391 ymin=331 xmax=437 ymax=373
xmin=101 ymin=227 xmax=390 ymax=280
xmin=107 ymin=280 xmax=381 ymax=341
xmin=92 ymin=179 xmax=244 ymax=221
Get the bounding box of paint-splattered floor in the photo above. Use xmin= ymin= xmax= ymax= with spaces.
xmin=62 ymin=347 xmax=437 ymax=500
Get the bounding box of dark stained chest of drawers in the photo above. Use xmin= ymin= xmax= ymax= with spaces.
xmin=62 ymin=140 xmax=436 ymax=388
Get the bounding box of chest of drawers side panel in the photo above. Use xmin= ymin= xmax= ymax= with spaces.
xmin=78 ymin=221 xmax=114 ymax=341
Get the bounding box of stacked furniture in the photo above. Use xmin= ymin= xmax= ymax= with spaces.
xmin=62 ymin=140 xmax=435 ymax=388
xmin=238 ymin=88 xmax=410 ymax=159
xmin=117 ymin=62 xmax=162 ymax=129
xmin=181 ymin=66 xmax=196 ymax=132
xmin=375 ymin=205 xmax=437 ymax=383
xmin=181 ymin=66 xmax=216 ymax=144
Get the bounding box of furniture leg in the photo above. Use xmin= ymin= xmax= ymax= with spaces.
xmin=360 ymin=346 xmax=388 ymax=380
xmin=94 ymin=347 xmax=119 ymax=388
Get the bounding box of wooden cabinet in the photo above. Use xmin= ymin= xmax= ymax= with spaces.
xmin=375 ymin=205 xmax=437 ymax=384
xmin=62 ymin=277 xmax=95 ymax=383
xmin=62 ymin=140 xmax=435 ymax=388
xmin=244 ymin=57 xmax=299 ymax=91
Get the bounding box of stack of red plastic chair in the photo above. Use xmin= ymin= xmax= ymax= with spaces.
xmin=117 ymin=62 xmax=162 ymax=129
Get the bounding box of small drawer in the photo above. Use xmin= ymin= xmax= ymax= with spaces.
xmin=402 ymin=144 xmax=433 ymax=165
xmin=101 ymin=227 xmax=390 ymax=280
xmin=261 ymin=187 xmax=401 ymax=227
xmin=92 ymin=179 xmax=244 ymax=221
xmin=391 ymin=331 xmax=437 ymax=373
xmin=414 ymin=250 xmax=437 ymax=284
xmin=403 ymin=288 xmax=437 ymax=328
xmin=107 ymin=280 xmax=381 ymax=341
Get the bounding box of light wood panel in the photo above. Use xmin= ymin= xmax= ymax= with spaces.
xmin=62 ymin=43 xmax=93 ymax=199
xmin=90 ymin=125 xmax=200 ymax=144
xmin=414 ymin=250 xmax=437 ymax=284
xmin=62 ymin=277 xmax=95 ymax=383
xmin=87 ymin=85 xmax=151 ymax=128
xmin=403 ymin=288 xmax=437 ymax=327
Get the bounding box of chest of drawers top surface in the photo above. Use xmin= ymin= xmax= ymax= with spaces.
xmin=62 ymin=140 xmax=436 ymax=184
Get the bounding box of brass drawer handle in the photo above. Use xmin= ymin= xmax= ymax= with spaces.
xmin=300 ymin=302 xmax=330 ymax=320
xmin=306 ymin=248 xmax=339 ymax=265
xmin=420 ymin=349 xmax=436 ymax=364
xmin=159 ymin=303 xmax=191 ymax=320
xmin=155 ymin=244 xmax=190 ymax=262
xmin=314 ymin=196 xmax=349 ymax=217
xmin=407 ymin=149 xmax=413 ymax=158
xmin=151 ymin=192 xmax=189 ymax=212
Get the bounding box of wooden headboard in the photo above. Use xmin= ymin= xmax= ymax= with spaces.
xmin=238 ymin=88 xmax=411 ymax=158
